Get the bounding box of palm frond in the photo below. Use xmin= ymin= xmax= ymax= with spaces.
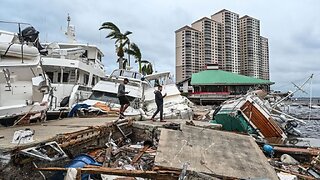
xmin=99 ymin=22 xmax=120 ymax=32
xmin=141 ymin=62 xmax=153 ymax=75
xmin=123 ymin=31 xmax=132 ymax=36
xmin=130 ymin=43 xmax=141 ymax=59
xmin=141 ymin=60 xmax=150 ymax=64
xmin=123 ymin=38 xmax=130 ymax=46
xmin=106 ymin=31 xmax=117 ymax=39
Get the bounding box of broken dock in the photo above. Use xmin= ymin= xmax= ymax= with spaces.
xmin=0 ymin=117 xmax=278 ymax=179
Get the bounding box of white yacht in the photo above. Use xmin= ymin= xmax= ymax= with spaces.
xmin=81 ymin=69 xmax=193 ymax=120
xmin=0 ymin=24 xmax=51 ymax=126
xmin=142 ymin=72 xmax=194 ymax=120
xmin=41 ymin=16 xmax=105 ymax=116
xmin=82 ymin=69 xmax=151 ymax=117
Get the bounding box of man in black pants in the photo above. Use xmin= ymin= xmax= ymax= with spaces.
xmin=118 ymin=78 xmax=130 ymax=119
xmin=151 ymin=85 xmax=167 ymax=122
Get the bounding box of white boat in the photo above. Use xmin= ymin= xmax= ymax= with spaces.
xmin=41 ymin=15 xmax=105 ymax=117
xmin=80 ymin=69 xmax=193 ymax=120
xmin=0 ymin=25 xmax=51 ymax=126
xmin=81 ymin=69 xmax=149 ymax=118
xmin=142 ymin=72 xmax=194 ymax=120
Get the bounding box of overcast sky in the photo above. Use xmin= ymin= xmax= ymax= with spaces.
xmin=1 ymin=0 xmax=319 ymax=96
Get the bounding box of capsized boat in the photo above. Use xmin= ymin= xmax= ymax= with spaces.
xmin=78 ymin=69 xmax=194 ymax=120
xmin=80 ymin=69 xmax=149 ymax=118
xmin=141 ymin=71 xmax=194 ymax=120
xmin=212 ymin=90 xmax=304 ymax=139
xmin=0 ymin=24 xmax=51 ymax=126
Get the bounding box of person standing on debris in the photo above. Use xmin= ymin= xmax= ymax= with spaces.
xmin=151 ymin=85 xmax=167 ymax=122
xmin=118 ymin=78 xmax=130 ymax=119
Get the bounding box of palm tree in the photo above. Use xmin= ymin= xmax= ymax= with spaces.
xmin=141 ymin=60 xmax=153 ymax=75
xmin=125 ymin=43 xmax=153 ymax=75
xmin=99 ymin=22 xmax=131 ymax=69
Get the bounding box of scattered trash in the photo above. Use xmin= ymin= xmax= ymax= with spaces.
xmin=263 ymin=144 xmax=274 ymax=157
xmin=280 ymin=154 xmax=299 ymax=165
xmin=277 ymin=172 xmax=298 ymax=180
xmin=162 ymin=122 xmax=181 ymax=130
xmin=11 ymin=129 xmax=34 ymax=144
xmin=20 ymin=141 xmax=67 ymax=161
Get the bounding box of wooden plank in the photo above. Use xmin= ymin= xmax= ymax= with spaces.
xmin=35 ymin=167 xmax=178 ymax=179
xmin=240 ymin=101 xmax=285 ymax=138
xmin=154 ymin=126 xmax=279 ymax=179
xmin=274 ymin=167 xmax=315 ymax=180
xmin=274 ymin=146 xmax=320 ymax=156
xmin=131 ymin=145 xmax=150 ymax=164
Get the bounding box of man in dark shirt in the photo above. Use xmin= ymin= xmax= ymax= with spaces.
xmin=117 ymin=78 xmax=130 ymax=118
xmin=151 ymin=85 xmax=167 ymax=122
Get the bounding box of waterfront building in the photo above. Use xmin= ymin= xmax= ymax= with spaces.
xmin=189 ymin=64 xmax=273 ymax=104
xmin=175 ymin=26 xmax=201 ymax=82
xmin=211 ymin=9 xmax=240 ymax=74
xmin=239 ymin=15 xmax=261 ymax=78
xmin=175 ymin=9 xmax=270 ymax=82
xmin=259 ymin=36 xmax=269 ymax=80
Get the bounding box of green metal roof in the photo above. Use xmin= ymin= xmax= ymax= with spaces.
xmin=191 ymin=70 xmax=274 ymax=85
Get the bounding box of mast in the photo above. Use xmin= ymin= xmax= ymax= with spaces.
xmin=65 ymin=14 xmax=76 ymax=43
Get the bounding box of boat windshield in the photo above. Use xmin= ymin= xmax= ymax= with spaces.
xmin=89 ymin=90 xmax=134 ymax=103
xmin=111 ymin=69 xmax=142 ymax=80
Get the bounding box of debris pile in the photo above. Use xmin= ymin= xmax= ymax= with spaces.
xmin=261 ymin=143 xmax=320 ymax=179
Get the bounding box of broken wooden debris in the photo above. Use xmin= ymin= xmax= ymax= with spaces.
xmin=35 ymin=166 xmax=179 ymax=179
xmin=274 ymin=167 xmax=315 ymax=180
xmin=274 ymin=146 xmax=320 ymax=156
xmin=20 ymin=141 xmax=67 ymax=161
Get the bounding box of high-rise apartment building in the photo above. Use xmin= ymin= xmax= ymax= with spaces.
xmin=175 ymin=9 xmax=269 ymax=82
xmin=191 ymin=17 xmax=222 ymax=69
xmin=211 ymin=9 xmax=240 ymax=74
xmin=175 ymin=26 xmax=201 ymax=82
xmin=259 ymin=36 xmax=269 ymax=80
xmin=240 ymin=15 xmax=261 ymax=78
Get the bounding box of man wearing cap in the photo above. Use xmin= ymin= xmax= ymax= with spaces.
xmin=118 ymin=78 xmax=130 ymax=118
xmin=151 ymin=85 xmax=167 ymax=122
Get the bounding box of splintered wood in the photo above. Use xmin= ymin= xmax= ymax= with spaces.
xmin=154 ymin=126 xmax=279 ymax=180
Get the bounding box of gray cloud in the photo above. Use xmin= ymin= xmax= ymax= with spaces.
xmin=1 ymin=0 xmax=320 ymax=96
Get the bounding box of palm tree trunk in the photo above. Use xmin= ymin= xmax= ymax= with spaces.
xmin=139 ymin=61 xmax=142 ymax=73
xmin=127 ymin=43 xmax=130 ymax=67
xmin=118 ymin=57 xmax=123 ymax=69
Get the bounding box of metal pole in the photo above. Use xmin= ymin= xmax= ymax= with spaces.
xmin=18 ymin=23 xmax=24 ymax=63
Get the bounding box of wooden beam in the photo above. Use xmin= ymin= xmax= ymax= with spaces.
xmin=35 ymin=167 xmax=179 ymax=179
xmin=274 ymin=167 xmax=315 ymax=180
xmin=131 ymin=145 xmax=150 ymax=164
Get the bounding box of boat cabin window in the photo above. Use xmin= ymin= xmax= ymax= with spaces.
xmin=46 ymin=72 xmax=54 ymax=82
xmin=97 ymin=52 xmax=102 ymax=61
xmin=111 ymin=69 xmax=143 ymax=80
xmin=81 ymin=50 xmax=88 ymax=58
xmin=89 ymin=91 xmax=135 ymax=103
xmin=58 ymin=73 xmax=69 ymax=83
xmin=92 ymin=76 xmax=95 ymax=86
xmin=84 ymin=74 xmax=89 ymax=85
xmin=122 ymin=71 xmax=133 ymax=78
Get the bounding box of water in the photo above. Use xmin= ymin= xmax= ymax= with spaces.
xmin=282 ymin=104 xmax=320 ymax=139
